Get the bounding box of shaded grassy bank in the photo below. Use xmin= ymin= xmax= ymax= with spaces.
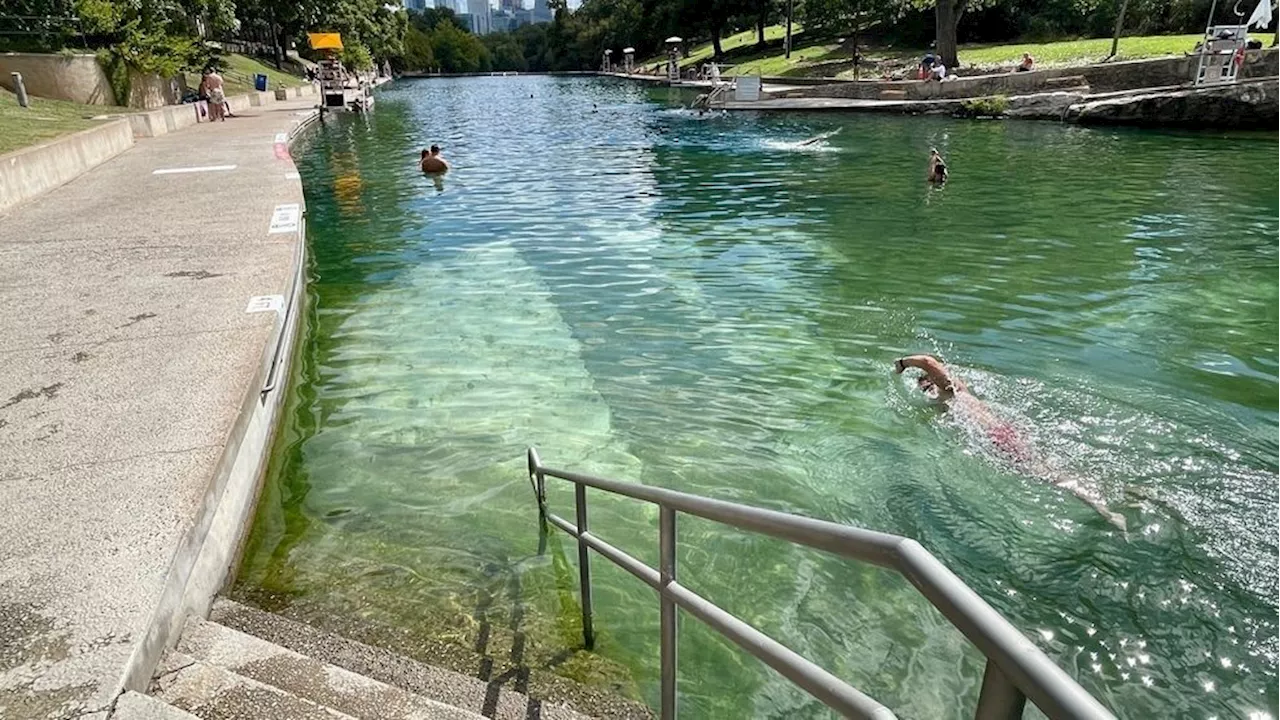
xmin=0 ymin=88 xmax=129 ymax=155
xmin=647 ymin=29 xmax=1276 ymax=79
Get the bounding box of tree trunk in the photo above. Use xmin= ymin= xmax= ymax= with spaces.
xmin=271 ymin=9 xmax=283 ymax=70
xmin=851 ymin=9 xmax=860 ymax=79
xmin=935 ymin=0 xmax=960 ymax=68
xmin=1108 ymin=0 xmax=1130 ymax=60
xmin=757 ymin=9 xmax=767 ymax=48
xmin=712 ymin=22 xmax=724 ymax=58
xmin=784 ymin=0 xmax=793 ymax=57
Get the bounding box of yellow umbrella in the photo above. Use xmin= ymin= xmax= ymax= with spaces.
xmin=308 ymin=33 xmax=344 ymax=51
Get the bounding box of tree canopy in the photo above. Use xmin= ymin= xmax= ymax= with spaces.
xmin=1 ymin=0 xmax=1244 ymax=80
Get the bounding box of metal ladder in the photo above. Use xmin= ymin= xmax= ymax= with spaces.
xmin=526 ymin=448 xmax=1115 ymax=720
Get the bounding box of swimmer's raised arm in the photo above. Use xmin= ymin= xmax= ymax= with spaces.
xmin=893 ymin=354 xmax=966 ymax=394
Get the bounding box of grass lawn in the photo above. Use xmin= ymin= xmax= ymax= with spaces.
xmin=640 ymin=24 xmax=804 ymax=69
xmin=653 ymin=27 xmax=1277 ymax=79
xmin=0 ymin=88 xmax=129 ymax=156
xmin=959 ymin=34 xmax=1204 ymax=66
xmin=222 ymin=53 xmax=309 ymax=93
xmin=185 ymin=53 xmax=309 ymax=95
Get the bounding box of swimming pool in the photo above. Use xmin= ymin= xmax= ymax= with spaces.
xmin=236 ymin=76 xmax=1278 ymax=719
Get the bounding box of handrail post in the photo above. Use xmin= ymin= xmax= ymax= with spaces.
xmin=659 ymin=506 xmax=677 ymax=720
xmin=527 ymin=447 xmax=546 ymax=514
xmin=575 ymin=483 xmax=595 ymax=650
xmin=974 ymin=659 xmax=1027 ymax=720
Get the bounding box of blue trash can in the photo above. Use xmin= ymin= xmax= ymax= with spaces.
xmin=254 ymin=73 xmax=268 ymax=92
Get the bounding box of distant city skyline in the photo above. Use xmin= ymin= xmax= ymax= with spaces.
xmin=400 ymin=0 xmax=577 ymax=11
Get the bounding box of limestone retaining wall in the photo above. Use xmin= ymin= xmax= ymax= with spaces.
xmin=0 ymin=119 xmax=134 ymax=215
xmin=777 ymin=48 xmax=1279 ymax=101
xmin=0 ymin=52 xmax=117 ymax=105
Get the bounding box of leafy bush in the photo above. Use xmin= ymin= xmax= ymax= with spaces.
xmin=343 ymin=42 xmax=375 ymax=71
xmin=957 ymin=94 xmax=1010 ymax=117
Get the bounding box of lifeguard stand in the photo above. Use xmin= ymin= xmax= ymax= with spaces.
xmin=308 ymin=33 xmax=347 ymax=108
xmin=665 ymin=36 xmax=682 ymax=83
xmin=622 ymin=47 xmax=635 ymax=74
xmin=601 ymin=49 xmax=612 ymax=73
xmin=1194 ymin=25 xmax=1248 ymax=85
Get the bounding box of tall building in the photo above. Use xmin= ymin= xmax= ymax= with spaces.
xmin=464 ymin=0 xmax=491 ymax=34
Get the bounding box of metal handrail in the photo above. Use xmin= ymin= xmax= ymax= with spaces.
xmin=526 ymin=447 xmax=1115 ymax=720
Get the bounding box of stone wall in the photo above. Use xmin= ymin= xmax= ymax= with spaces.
xmin=127 ymin=71 xmax=184 ymax=109
xmin=774 ymin=48 xmax=1279 ymax=101
xmin=0 ymin=119 xmax=134 ymax=214
xmin=0 ymin=52 xmax=117 ymax=105
xmin=1066 ymin=77 xmax=1278 ymax=128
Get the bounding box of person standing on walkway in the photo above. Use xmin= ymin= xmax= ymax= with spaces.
xmin=200 ymin=69 xmax=226 ymax=122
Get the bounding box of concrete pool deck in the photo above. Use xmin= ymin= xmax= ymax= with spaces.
xmin=0 ymin=96 xmax=318 ymax=718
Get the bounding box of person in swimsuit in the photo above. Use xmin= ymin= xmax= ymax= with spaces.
xmin=420 ymin=145 xmax=449 ymax=174
xmin=200 ymin=69 xmax=226 ymax=122
xmin=927 ymin=148 xmax=948 ymax=184
xmin=894 ymin=354 xmax=1126 ymax=530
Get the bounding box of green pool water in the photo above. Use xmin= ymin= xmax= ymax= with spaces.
xmin=236 ymin=76 xmax=1278 ymax=719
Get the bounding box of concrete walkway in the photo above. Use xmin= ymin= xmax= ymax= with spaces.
xmin=0 ymin=98 xmax=316 ymax=719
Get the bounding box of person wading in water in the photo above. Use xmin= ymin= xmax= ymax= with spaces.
xmin=894 ymin=354 xmax=1127 ymax=530
xmin=420 ymin=145 xmax=449 ymax=174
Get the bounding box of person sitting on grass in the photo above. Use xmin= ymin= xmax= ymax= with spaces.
xmin=1017 ymin=52 xmax=1035 ymax=72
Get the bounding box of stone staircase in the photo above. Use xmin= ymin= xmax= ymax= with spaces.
xmin=109 ymin=599 xmax=652 ymax=720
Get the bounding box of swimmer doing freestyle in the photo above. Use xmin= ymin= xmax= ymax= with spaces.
xmin=893 ymin=354 xmax=1127 ymax=530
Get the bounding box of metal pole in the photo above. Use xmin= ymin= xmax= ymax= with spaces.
xmin=575 ymin=483 xmax=595 ymax=650
xmin=785 ymin=0 xmax=794 ymax=58
xmin=659 ymin=507 xmax=677 ymax=720
xmin=11 ymin=72 xmax=29 ymax=108
xmin=974 ymin=660 xmax=1027 ymax=720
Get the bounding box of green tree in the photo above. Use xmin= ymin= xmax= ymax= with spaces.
xmin=429 ymin=21 xmax=490 ymax=72
xmin=404 ymin=24 xmax=436 ymax=70
xmin=482 ymin=32 xmax=528 ymax=70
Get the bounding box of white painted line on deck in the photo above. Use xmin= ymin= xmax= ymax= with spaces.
xmin=152 ymin=164 xmax=237 ymax=175
xmin=285 ymin=171 xmax=300 ymax=180
xmin=246 ymin=295 xmax=285 ymax=313
xmin=268 ymin=203 xmax=301 ymax=234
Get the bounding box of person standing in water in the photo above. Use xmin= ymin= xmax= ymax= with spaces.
xmin=420 ymin=145 xmax=449 ymax=173
xmin=893 ymin=354 xmax=1127 ymax=530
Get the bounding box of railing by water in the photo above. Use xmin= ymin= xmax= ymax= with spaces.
xmin=526 ymin=447 xmax=1116 ymax=720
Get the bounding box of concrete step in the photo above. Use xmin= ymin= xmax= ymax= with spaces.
xmin=112 ymin=690 xmax=202 ymax=720
xmin=212 ymin=598 xmax=651 ymax=719
xmin=151 ymin=651 xmax=357 ymax=719
xmin=175 ymin=618 xmax=487 ymax=720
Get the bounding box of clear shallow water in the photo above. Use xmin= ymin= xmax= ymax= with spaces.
xmin=237 ymin=76 xmax=1278 ymax=719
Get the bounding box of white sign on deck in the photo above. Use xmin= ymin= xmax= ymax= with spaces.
xmin=245 ymin=295 xmax=284 ymax=313
xmin=274 ymin=132 xmax=288 ymax=144
xmin=284 ymin=171 xmax=301 ymax=180
xmin=268 ymin=203 xmax=301 ymax=235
